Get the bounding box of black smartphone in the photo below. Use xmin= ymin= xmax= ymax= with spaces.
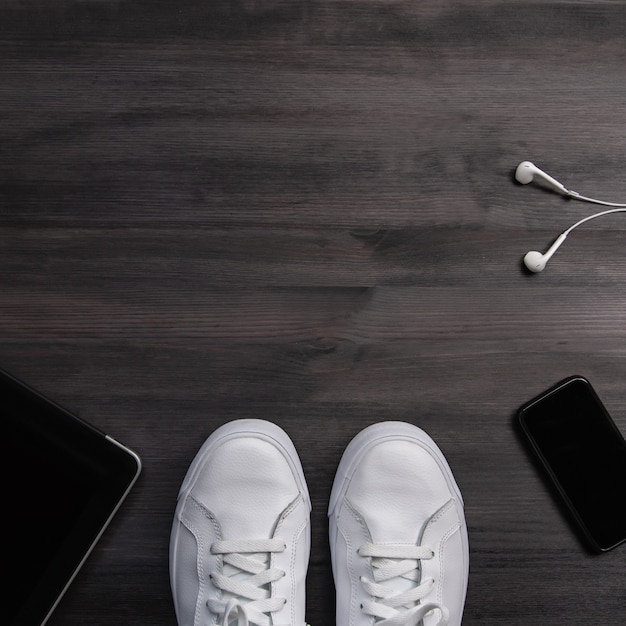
xmin=517 ymin=375 xmax=626 ymax=552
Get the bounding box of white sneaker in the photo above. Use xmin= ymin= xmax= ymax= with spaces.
xmin=170 ymin=420 xmax=311 ymax=626
xmin=328 ymin=422 xmax=469 ymax=626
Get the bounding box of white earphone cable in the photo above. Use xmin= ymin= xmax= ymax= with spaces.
xmin=563 ymin=207 xmax=626 ymax=236
xmin=518 ymin=161 xmax=626 ymax=271
xmin=566 ymin=189 xmax=626 ymax=208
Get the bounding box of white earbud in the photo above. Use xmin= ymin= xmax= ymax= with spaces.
xmin=523 ymin=234 xmax=568 ymax=273
xmin=517 ymin=160 xmax=626 ymax=273
xmin=515 ymin=161 xmax=569 ymax=195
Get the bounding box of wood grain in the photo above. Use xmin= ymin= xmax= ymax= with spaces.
xmin=1 ymin=1 xmax=626 ymax=625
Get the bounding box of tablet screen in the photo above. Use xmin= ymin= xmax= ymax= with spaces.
xmin=2 ymin=369 xmax=141 ymax=626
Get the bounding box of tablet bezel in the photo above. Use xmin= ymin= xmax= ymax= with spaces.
xmin=3 ymin=368 xmax=141 ymax=626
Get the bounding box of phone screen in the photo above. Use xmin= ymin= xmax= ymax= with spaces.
xmin=518 ymin=376 xmax=626 ymax=551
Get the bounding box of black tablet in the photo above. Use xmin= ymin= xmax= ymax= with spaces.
xmin=3 ymin=368 xmax=142 ymax=626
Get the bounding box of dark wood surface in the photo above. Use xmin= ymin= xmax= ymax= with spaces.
xmin=2 ymin=1 xmax=626 ymax=624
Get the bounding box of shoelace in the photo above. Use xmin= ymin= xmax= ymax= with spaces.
xmin=358 ymin=543 xmax=450 ymax=626
xmin=207 ymin=538 xmax=287 ymax=626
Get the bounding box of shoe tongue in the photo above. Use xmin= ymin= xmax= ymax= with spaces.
xmin=223 ymin=552 xmax=271 ymax=605
xmin=223 ymin=552 xmax=269 ymax=580
xmin=372 ymin=555 xmax=421 ymax=607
